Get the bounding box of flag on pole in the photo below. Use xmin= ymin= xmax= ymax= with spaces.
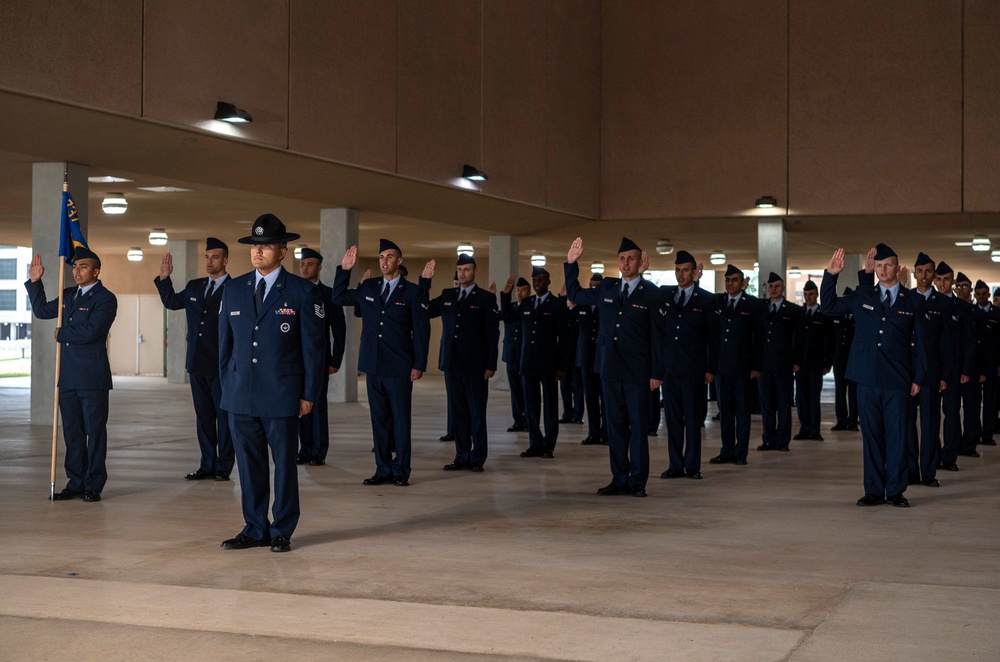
xmin=58 ymin=189 xmax=88 ymax=265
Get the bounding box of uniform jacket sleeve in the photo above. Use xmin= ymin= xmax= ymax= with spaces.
xmin=331 ymin=267 xmax=362 ymax=307
xmin=411 ymin=286 xmax=431 ymax=372
xmin=329 ymin=302 xmax=347 ymax=370
xmin=299 ymin=285 xmax=327 ymax=404
xmin=153 ymin=275 xmax=187 ymax=310
xmin=24 ymin=279 xmax=58 ymax=319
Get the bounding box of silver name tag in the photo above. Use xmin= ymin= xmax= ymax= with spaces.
xmin=230 ymin=311 xmax=240 ymax=316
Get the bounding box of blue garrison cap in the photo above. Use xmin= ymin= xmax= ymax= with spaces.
xmin=205 ymin=237 xmax=228 ymax=253
xmin=674 ymin=250 xmax=696 ymax=266
xmin=379 ymin=238 xmax=402 ymax=256
xmin=589 ymin=273 xmax=604 ymax=282
xmin=914 ymin=252 xmax=933 ymax=268
xmin=956 ymin=272 xmax=971 ymax=285
xmin=516 ymin=277 xmax=529 ymax=287
xmin=725 ymin=264 xmax=743 ymax=277
xmin=531 ymin=266 xmax=549 ymax=277
xmin=803 ymin=280 xmax=818 ymax=292
xmin=399 ymin=264 xmax=409 ymax=278
xmin=618 ymin=237 xmax=641 ymax=254
xmin=456 ymin=253 xmax=476 ymax=267
xmin=873 ymin=243 xmax=897 ymax=260
xmin=935 ymin=261 xmax=953 ymax=276
xmin=72 ymin=246 xmax=100 ymax=267
xmin=976 ymin=279 xmax=989 ymax=291
xmin=299 ymin=248 xmax=323 ymax=262
xmin=767 ymin=272 xmax=783 ymax=284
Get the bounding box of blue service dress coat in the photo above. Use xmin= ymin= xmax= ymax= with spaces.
xmin=713 ymin=291 xmax=765 ymax=461
xmin=297 ymin=281 xmax=347 ymax=463
xmin=500 ymin=291 xmax=527 ymax=427
xmin=25 ymin=278 xmax=117 ymax=494
xmin=218 ymin=266 xmax=326 ymax=542
xmin=154 ymin=273 xmax=234 ymax=474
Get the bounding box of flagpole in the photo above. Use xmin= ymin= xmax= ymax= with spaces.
xmin=49 ymin=180 xmax=69 ymax=500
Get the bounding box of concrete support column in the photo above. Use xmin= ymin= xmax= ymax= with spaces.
xmin=489 ymin=235 xmax=519 ymax=391
xmin=757 ymin=219 xmax=786 ymax=298
xmin=321 ymin=208 xmax=359 ymax=403
xmin=165 ymin=240 xmax=198 ymax=384
xmin=30 ymin=162 xmax=88 ymax=425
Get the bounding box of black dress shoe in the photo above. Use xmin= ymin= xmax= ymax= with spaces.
xmin=856 ymin=494 xmax=886 ymax=506
xmin=558 ymin=416 xmax=573 ymax=423
xmin=733 ymin=458 xmax=748 ymax=465
xmin=213 ymin=472 xmax=230 ymax=481
xmin=775 ymin=446 xmax=790 ymax=452
xmin=439 ymin=433 xmax=455 ymax=442
xmin=185 ymin=468 xmax=213 ymax=480
xmin=958 ymin=449 xmax=981 ymax=458
xmin=756 ymin=444 xmax=776 ymax=451
xmin=597 ymin=483 xmax=627 ymax=495
xmin=572 ymin=419 xmax=584 ymax=424
xmin=296 ymin=456 xmax=307 ymax=465
xmin=792 ymin=433 xmax=809 ymax=440
xmin=980 ymin=438 xmax=998 ymax=446
xmin=846 ymin=425 xmax=860 ymax=431
xmin=468 ymin=463 xmax=484 ymax=472
xmin=221 ymin=533 xmax=269 ymax=550
xmin=541 ymin=451 xmax=554 ymax=459
xmin=686 ymin=471 xmax=702 ymax=480
xmin=647 ymin=429 xmax=658 ymax=436
xmin=393 ymin=476 xmax=409 ymax=486
xmin=660 ymin=469 xmax=684 ymax=479
xmin=810 ymin=434 xmax=825 ymax=441
xmin=630 ymin=485 xmax=648 ymax=497
xmin=907 ymin=476 xmax=921 ymax=486
xmin=830 ymin=423 xmax=848 ymax=431
xmin=520 ymin=447 xmax=542 ymax=457
xmin=599 ymin=438 xmax=609 ymax=445
xmin=887 ymin=493 xmax=910 ymax=508
xmin=712 ymin=413 xmax=720 ymax=420
xmin=363 ymin=473 xmax=392 ymax=485
xmin=507 ymin=424 xmax=526 ymax=432
xmin=921 ymin=476 xmax=940 ymax=487
xmin=270 ymin=536 xmax=292 ymax=552
xmin=50 ymin=488 xmax=82 ymax=501
xmin=939 ymin=461 xmax=960 ymax=472
xmin=581 ymin=436 xmax=601 ymax=445
xmin=82 ymin=490 xmax=102 ymax=502
xmin=443 ymin=462 xmax=468 ymax=471
xmin=708 ymin=455 xmax=731 ymax=464
xmin=308 ymin=457 xmax=325 ymax=466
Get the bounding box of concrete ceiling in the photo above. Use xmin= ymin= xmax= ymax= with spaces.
xmin=1 ymin=89 xmax=999 ymax=280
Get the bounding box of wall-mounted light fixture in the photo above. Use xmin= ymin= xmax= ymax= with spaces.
xmin=127 ymin=247 xmax=143 ymax=262
xmin=656 ymin=239 xmax=674 ymax=255
xmin=591 ymin=262 xmax=604 ymax=274
xmin=214 ymin=101 xmax=252 ymax=123
xmin=456 ymin=244 xmax=474 ymax=256
xmin=148 ymin=229 xmax=168 ymax=246
xmin=709 ymin=251 xmax=726 ymax=265
xmin=755 ymin=196 xmax=777 ymax=208
xmin=530 ymin=254 xmax=546 ymax=267
xmin=102 ymin=192 xmax=127 ymax=215
xmin=462 ymin=165 xmax=488 ymax=182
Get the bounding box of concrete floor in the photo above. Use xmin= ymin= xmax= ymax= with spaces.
xmin=1 ymin=375 xmax=998 ymax=661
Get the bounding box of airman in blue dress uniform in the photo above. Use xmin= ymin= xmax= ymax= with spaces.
xmin=565 ymin=237 xmax=664 ymax=497
xmin=933 ymin=262 xmax=973 ymax=472
xmin=953 ymin=272 xmax=988 ymax=459
xmin=568 ymin=273 xmax=605 ymax=445
xmin=710 ymin=264 xmax=764 ymax=466
xmin=500 ymin=277 xmax=531 ymax=432
xmin=26 ymin=247 xmax=117 ymax=502
xmin=758 ymin=273 xmax=803 ymax=452
xmin=821 ymin=244 xmax=925 ymax=508
xmin=794 ymin=280 xmax=832 ymax=441
xmin=973 ymin=279 xmax=1000 ymax=447
xmin=331 ymin=239 xmax=430 ymax=486
xmin=154 ymin=237 xmax=234 ymax=481
xmin=295 ymin=248 xmax=347 ymax=466
xmin=829 ymin=286 xmax=859 ymax=432
xmin=656 ymin=250 xmax=718 ymax=480
xmin=218 ymin=214 xmax=326 ymax=553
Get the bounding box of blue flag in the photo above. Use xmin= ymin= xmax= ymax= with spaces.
xmin=58 ymin=189 xmax=88 ymax=265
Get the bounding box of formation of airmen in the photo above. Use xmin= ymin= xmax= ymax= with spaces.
xmin=24 ymin=214 xmax=998 ymax=551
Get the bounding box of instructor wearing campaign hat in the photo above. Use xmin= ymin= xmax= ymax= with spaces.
xmin=565 ymin=236 xmax=664 ymax=497
xmin=822 ymin=244 xmax=925 ymax=507
xmin=154 ymin=237 xmax=234 ymax=481
xmin=218 ymin=213 xmax=326 ymax=552
xmin=26 ymin=247 xmax=118 ymax=502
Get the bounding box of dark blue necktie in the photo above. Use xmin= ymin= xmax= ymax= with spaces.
xmin=254 ymin=279 xmax=265 ymax=313
xmin=381 ymin=281 xmax=390 ymax=305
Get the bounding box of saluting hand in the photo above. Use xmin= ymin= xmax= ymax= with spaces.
xmin=827 ymin=249 xmax=845 ymax=275
xmin=488 ymin=282 xmax=497 ymax=294
xmin=360 ymin=268 xmax=372 ymax=282
xmin=864 ymin=247 xmax=877 ymax=273
xmin=567 ymin=237 xmax=583 ymax=264
xmin=695 ymin=262 xmax=704 ymax=281
xmin=28 ymin=254 xmax=44 ymax=282
xmin=159 ymin=253 xmax=173 ymax=279
xmin=342 ymin=246 xmax=357 ymax=270
xmin=503 ymin=275 xmax=515 ymax=294
xmin=422 ymin=259 xmax=436 ymax=280
xmin=898 ymin=265 xmax=909 ymax=284
xmin=639 ymin=251 xmax=649 ymax=274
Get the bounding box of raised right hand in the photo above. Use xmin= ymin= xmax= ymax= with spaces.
xmin=827 ymin=249 xmax=845 ymax=275
xmin=28 ymin=254 xmax=44 ymax=282
xmin=503 ymin=275 xmax=515 ymax=294
xmin=567 ymin=237 xmax=583 ymax=264
xmin=342 ymin=246 xmax=357 ymax=271
xmin=159 ymin=252 xmax=173 ymax=279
